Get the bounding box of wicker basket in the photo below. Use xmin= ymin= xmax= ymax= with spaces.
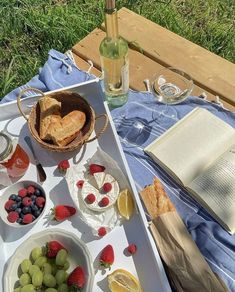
xmin=17 ymin=88 xmax=108 ymax=152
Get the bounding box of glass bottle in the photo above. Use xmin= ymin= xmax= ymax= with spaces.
xmin=99 ymin=0 xmax=129 ymax=108
xmin=0 ymin=132 xmax=29 ymax=178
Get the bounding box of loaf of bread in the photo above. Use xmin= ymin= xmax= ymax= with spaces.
xmin=46 ymin=110 xmax=86 ymax=146
xmin=140 ymin=177 xmax=175 ymax=219
xmin=39 ymin=96 xmax=61 ymax=140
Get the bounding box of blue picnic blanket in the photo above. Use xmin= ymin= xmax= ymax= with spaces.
xmin=1 ymin=49 xmax=235 ymax=291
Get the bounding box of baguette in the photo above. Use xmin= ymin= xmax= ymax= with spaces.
xmin=46 ymin=110 xmax=86 ymax=146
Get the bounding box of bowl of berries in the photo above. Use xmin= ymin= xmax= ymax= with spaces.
xmin=4 ymin=228 xmax=94 ymax=292
xmin=0 ymin=180 xmax=46 ymax=227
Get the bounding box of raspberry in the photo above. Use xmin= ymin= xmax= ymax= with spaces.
xmin=4 ymin=200 xmax=15 ymax=212
xmin=27 ymin=186 xmax=35 ymax=195
xmin=98 ymin=227 xmax=107 ymax=237
xmin=76 ymin=180 xmax=84 ymax=189
xmin=18 ymin=188 xmax=28 ymax=198
xmin=36 ymin=197 xmax=45 ymax=208
xmin=86 ymin=194 xmax=96 ymax=204
xmin=23 ymin=214 xmax=33 ymax=224
xmin=22 ymin=197 xmax=32 ymax=207
xmin=58 ymin=160 xmax=70 ymax=173
xmin=7 ymin=211 xmax=19 ymax=223
xmin=99 ymin=197 xmax=109 ymax=207
xmin=127 ymin=244 xmax=137 ymax=255
xmin=103 ymin=183 xmax=112 ymax=193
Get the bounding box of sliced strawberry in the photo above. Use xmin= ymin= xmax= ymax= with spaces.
xmin=51 ymin=205 xmax=76 ymax=221
xmin=89 ymin=164 xmax=105 ymax=175
xmin=45 ymin=241 xmax=66 ymax=258
xmin=67 ymin=266 xmax=86 ymax=289
xmin=100 ymin=244 xmax=114 ymax=269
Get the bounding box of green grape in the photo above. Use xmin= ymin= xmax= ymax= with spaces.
xmin=55 ymin=270 xmax=67 ymax=285
xmin=45 ymin=289 xmax=57 ymax=292
xmin=31 ymin=247 xmax=42 ymax=262
xmin=34 ymin=256 xmax=47 ymax=268
xmin=43 ymin=274 xmax=56 ymax=288
xmin=21 ymin=284 xmax=35 ymax=292
xmin=58 ymin=283 xmax=69 ymax=292
xmin=32 ymin=270 xmax=43 ymax=287
xmin=51 ymin=263 xmax=58 ymax=275
xmin=29 ymin=265 xmax=40 ymax=277
xmin=62 ymin=261 xmax=70 ymax=271
xmin=19 ymin=273 xmax=31 ymax=286
xmin=13 ymin=288 xmax=21 ymax=292
xmin=55 ymin=249 xmax=68 ymax=266
xmin=42 ymin=262 xmax=52 ymax=274
xmin=20 ymin=259 xmax=32 ymax=273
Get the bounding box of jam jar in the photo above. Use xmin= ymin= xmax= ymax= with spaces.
xmin=0 ymin=132 xmax=29 ymax=178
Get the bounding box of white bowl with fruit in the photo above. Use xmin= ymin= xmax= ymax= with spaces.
xmin=4 ymin=228 xmax=94 ymax=292
xmin=0 ymin=180 xmax=47 ymax=227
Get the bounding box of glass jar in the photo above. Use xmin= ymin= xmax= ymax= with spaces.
xmin=0 ymin=132 xmax=29 ymax=178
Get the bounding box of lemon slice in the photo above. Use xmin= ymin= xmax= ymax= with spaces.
xmin=117 ymin=189 xmax=135 ymax=220
xmin=108 ymin=269 xmax=142 ymax=292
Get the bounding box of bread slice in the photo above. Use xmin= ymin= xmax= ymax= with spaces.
xmin=39 ymin=96 xmax=61 ymax=140
xmin=46 ymin=110 xmax=86 ymax=146
xmin=140 ymin=178 xmax=175 ymax=219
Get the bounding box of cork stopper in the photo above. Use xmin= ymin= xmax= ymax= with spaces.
xmin=106 ymin=0 xmax=115 ymax=10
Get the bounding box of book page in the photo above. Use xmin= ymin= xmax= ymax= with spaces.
xmin=145 ymin=108 xmax=235 ymax=185
xmin=188 ymin=146 xmax=235 ymax=233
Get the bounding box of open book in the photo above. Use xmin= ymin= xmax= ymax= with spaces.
xmin=145 ymin=107 xmax=235 ymax=234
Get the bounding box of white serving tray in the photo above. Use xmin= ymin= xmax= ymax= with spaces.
xmin=0 ymin=79 xmax=171 ymax=292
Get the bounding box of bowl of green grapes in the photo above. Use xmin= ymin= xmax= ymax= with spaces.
xmin=4 ymin=228 xmax=94 ymax=292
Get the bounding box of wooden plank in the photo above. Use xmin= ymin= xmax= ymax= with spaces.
xmin=100 ymin=8 xmax=235 ymax=106
xmin=72 ymin=29 xmax=235 ymax=111
xmin=71 ymin=53 xmax=101 ymax=77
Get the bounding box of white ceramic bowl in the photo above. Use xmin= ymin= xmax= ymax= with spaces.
xmin=4 ymin=228 xmax=94 ymax=292
xmin=0 ymin=180 xmax=47 ymax=228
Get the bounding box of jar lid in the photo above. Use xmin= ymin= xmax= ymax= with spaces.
xmin=0 ymin=132 xmax=13 ymax=161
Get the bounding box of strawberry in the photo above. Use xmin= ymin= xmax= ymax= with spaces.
xmin=36 ymin=197 xmax=45 ymax=208
xmin=67 ymin=266 xmax=86 ymax=289
xmin=86 ymin=193 xmax=96 ymax=204
xmin=7 ymin=211 xmax=19 ymax=223
xmin=89 ymin=164 xmax=105 ymax=175
xmin=100 ymin=244 xmax=114 ymax=269
xmin=76 ymin=180 xmax=84 ymax=189
xmin=58 ymin=160 xmax=70 ymax=174
xmin=22 ymin=197 xmax=32 ymax=207
xmin=51 ymin=205 xmax=76 ymax=221
xmin=99 ymin=197 xmax=109 ymax=207
xmin=45 ymin=241 xmax=66 ymax=258
xmin=127 ymin=244 xmax=137 ymax=255
xmin=22 ymin=214 xmax=33 ymax=224
xmin=98 ymin=227 xmax=107 ymax=237
xmin=103 ymin=182 xmax=112 ymax=193
xmin=4 ymin=200 xmax=15 ymax=212
xmin=27 ymin=185 xmax=35 ymax=195
xmin=18 ymin=188 xmax=28 ymax=198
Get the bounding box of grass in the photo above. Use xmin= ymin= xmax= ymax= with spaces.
xmin=0 ymin=0 xmax=234 ymax=99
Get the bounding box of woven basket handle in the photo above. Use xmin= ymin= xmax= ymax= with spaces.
xmin=86 ymin=114 xmax=109 ymax=143
xmin=17 ymin=87 xmax=45 ymax=121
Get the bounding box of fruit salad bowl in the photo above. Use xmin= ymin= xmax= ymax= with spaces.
xmin=0 ymin=180 xmax=47 ymax=228
xmin=4 ymin=228 xmax=94 ymax=292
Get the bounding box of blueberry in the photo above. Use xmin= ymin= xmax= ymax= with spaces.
xmin=17 ymin=202 xmax=22 ymax=208
xmin=9 ymin=194 xmax=17 ymax=201
xmin=31 ymin=205 xmax=38 ymax=212
xmin=15 ymin=196 xmax=22 ymax=202
xmin=16 ymin=208 xmax=22 ymax=214
xmin=17 ymin=218 xmax=23 ymax=224
xmin=11 ymin=203 xmax=18 ymax=211
xmin=33 ymin=210 xmax=41 ymax=218
xmin=20 ymin=212 xmax=24 ymax=219
xmin=22 ymin=206 xmax=31 ymax=214
xmin=31 ymin=195 xmax=37 ymax=201
xmin=34 ymin=189 xmax=41 ymax=196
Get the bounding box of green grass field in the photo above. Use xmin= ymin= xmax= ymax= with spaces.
xmin=0 ymin=0 xmax=234 ymax=99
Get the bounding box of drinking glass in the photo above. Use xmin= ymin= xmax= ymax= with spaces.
xmin=150 ymin=67 xmax=194 ymax=119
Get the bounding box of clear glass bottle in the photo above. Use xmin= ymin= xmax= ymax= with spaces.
xmin=99 ymin=0 xmax=129 ymax=108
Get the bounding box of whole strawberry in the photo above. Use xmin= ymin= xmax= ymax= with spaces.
xmin=127 ymin=244 xmax=137 ymax=255
xmin=58 ymin=160 xmax=70 ymax=174
xmin=89 ymin=164 xmax=105 ymax=175
xmin=67 ymin=266 xmax=86 ymax=289
xmin=100 ymin=244 xmax=114 ymax=269
xmin=51 ymin=205 xmax=76 ymax=221
xmin=45 ymin=240 xmax=66 ymax=258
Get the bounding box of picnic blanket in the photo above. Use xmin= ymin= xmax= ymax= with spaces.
xmin=1 ymin=49 xmax=235 ymax=291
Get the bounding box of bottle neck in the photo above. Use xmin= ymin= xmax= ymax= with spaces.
xmin=105 ymin=8 xmax=119 ymax=39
